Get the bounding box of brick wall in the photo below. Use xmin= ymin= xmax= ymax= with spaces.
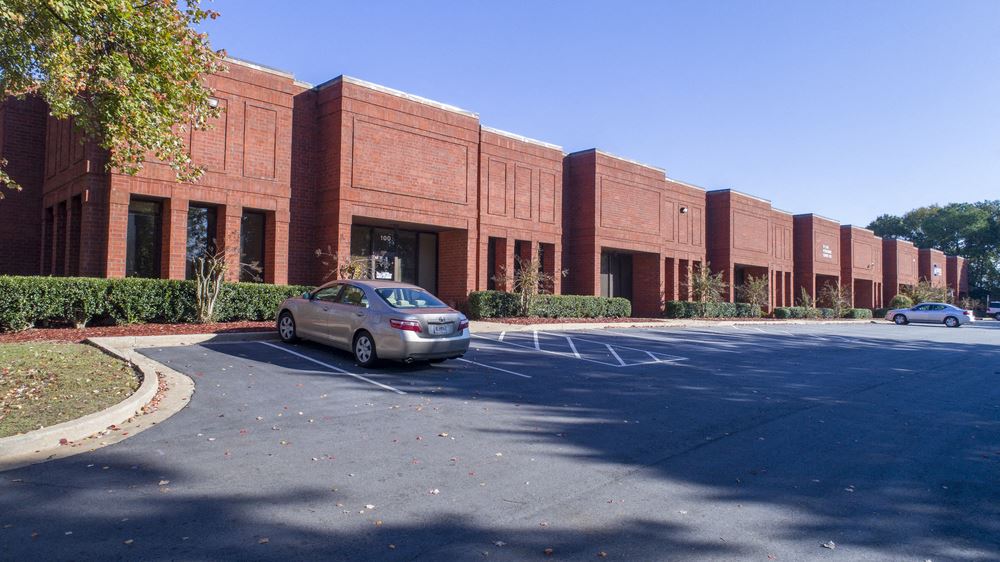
xmin=0 ymin=96 xmax=47 ymax=275
xmin=946 ymin=255 xmax=968 ymax=299
xmin=918 ymin=248 xmax=946 ymax=290
xmin=793 ymin=214 xmax=841 ymax=299
xmin=840 ymin=226 xmax=883 ymax=308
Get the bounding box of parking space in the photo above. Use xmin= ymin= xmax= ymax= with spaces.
xmin=2 ymin=321 xmax=999 ymax=560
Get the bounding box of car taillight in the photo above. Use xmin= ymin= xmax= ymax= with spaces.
xmin=458 ymin=319 xmax=469 ymax=331
xmin=963 ymin=310 xmax=971 ymax=316
xmin=390 ymin=318 xmax=422 ymax=332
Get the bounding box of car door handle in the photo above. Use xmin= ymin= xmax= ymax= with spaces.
xmin=322 ymin=307 xmax=330 ymax=312
xmin=355 ymin=311 xmax=365 ymax=317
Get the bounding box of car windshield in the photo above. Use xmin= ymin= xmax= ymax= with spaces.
xmin=375 ymin=287 xmax=447 ymax=309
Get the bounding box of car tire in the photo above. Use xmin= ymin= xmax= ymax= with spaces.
xmin=353 ymin=331 xmax=378 ymax=368
xmin=428 ymin=358 xmax=447 ymax=364
xmin=944 ymin=316 xmax=960 ymax=328
xmin=893 ymin=314 xmax=908 ymax=325
xmin=994 ymin=312 xmax=1000 ymax=321
xmin=278 ymin=311 xmax=299 ymax=343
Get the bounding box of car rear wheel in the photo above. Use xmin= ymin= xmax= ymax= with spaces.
xmin=353 ymin=331 xmax=378 ymax=368
xmin=278 ymin=312 xmax=298 ymax=342
xmin=944 ymin=316 xmax=960 ymax=328
xmin=893 ymin=314 xmax=908 ymax=325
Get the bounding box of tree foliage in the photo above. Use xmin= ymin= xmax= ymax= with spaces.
xmin=685 ymin=262 xmax=727 ymax=304
xmin=0 ymin=0 xmax=225 ymax=195
xmin=736 ymin=274 xmax=769 ymax=308
xmin=868 ymin=200 xmax=1000 ymax=297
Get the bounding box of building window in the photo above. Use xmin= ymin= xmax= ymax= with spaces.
xmin=487 ymin=238 xmax=498 ymax=290
xmin=126 ymin=199 xmax=162 ymax=278
xmin=186 ymin=205 xmax=218 ymax=280
xmin=349 ymin=224 xmax=438 ymax=292
xmin=240 ymin=210 xmax=266 ymax=282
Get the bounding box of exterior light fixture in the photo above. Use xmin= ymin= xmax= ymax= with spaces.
xmin=679 ymin=206 xmax=689 ymax=214
xmin=933 ymin=264 xmax=942 ymax=277
xmin=208 ymin=97 xmax=219 ymax=108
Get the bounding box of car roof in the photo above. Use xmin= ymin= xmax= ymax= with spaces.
xmin=915 ymin=302 xmax=955 ymax=306
xmin=320 ymin=279 xmax=423 ymax=291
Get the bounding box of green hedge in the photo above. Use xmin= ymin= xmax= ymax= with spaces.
xmin=0 ymin=276 xmax=311 ymax=332
xmin=843 ymin=308 xmax=873 ymax=319
xmin=664 ymin=301 xmax=763 ymax=319
xmin=772 ymin=306 xmax=837 ymax=319
xmin=466 ymin=291 xmax=631 ymax=319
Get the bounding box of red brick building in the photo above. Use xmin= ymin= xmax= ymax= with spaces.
xmin=706 ymin=190 xmax=794 ymax=309
xmin=918 ymin=248 xmax=947 ymax=290
xmin=840 ymin=226 xmax=883 ymax=309
xmin=882 ymin=238 xmax=919 ymax=303
xmin=946 ymin=255 xmax=969 ymax=300
xmin=793 ymin=214 xmax=841 ymax=304
xmin=0 ymin=57 xmax=970 ymax=315
xmin=562 ymin=150 xmax=706 ymax=316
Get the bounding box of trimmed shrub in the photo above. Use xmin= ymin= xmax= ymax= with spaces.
xmin=771 ymin=306 xmax=839 ymax=319
xmin=467 ymin=291 xmax=521 ymax=320
xmin=466 ymin=291 xmax=631 ymax=319
xmin=843 ymin=308 xmax=873 ymax=319
xmin=0 ymin=276 xmax=311 ymax=332
xmin=889 ymin=294 xmax=912 ymax=309
xmin=664 ymin=301 xmax=762 ymax=319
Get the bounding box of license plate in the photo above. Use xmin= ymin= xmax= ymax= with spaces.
xmin=429 ymin=324 xmax=452 ymax=335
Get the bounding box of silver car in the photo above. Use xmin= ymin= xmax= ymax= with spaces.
xmin=276 ymin=280 xmax=470 ymax=366
xmin=884 ymin=302 xmax=975 ymax=328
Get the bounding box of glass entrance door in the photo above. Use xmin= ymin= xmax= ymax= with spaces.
xmin=351 ymin=225 xmax=438 ymax=292
xmin=600 ymin=251 xmax=633 ymax=300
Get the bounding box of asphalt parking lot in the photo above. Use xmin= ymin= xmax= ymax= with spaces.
xmin=2 ymin=321 xmax=999 ymax=561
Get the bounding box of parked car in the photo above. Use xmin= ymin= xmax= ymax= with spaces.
xmin=276 ymin=280 xmax=470 ymax=367
xmin=987 ymin=301 xmax=1000 ymax=321
xmin=884 ymin=302 xmax=975 ymax=328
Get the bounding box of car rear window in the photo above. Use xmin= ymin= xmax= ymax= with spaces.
xmin=376 ymin=287 xmax=447 ymax=309
xmin=991 ymin=302 xmax=1000 ymax=308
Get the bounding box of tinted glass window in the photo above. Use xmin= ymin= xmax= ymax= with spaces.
xmin=240 ymin=211 xmax=266 ymax=282
xmin=339 ymin=286 xmax=369 ymax=307
xmin=990 ymin=302 xmax=1000 ymax=308
xmin=186 ymin=205 xmax=218 ymax=280
xmin=126 ymin=199 xmax=162 ymax=278
xmin=376 ymin=287 xmax=447 ymax=309
xmin=313 ymin=285 xmax=342 ymax=302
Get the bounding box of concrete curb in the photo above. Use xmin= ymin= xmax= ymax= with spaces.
xmin=469 ymin=318 xmax=879 ymax=333
xmin=0 ymin=342 xmax=158 ymax=456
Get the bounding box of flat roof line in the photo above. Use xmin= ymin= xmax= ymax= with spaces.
xmin=794 ymin=212 xmax=840 ymax=224
xmin=707 ymin=188 xmax=773 ymax=206
xmin=314 ymin=75 xmax=479 ymax=118
xmin=664 ymin=176 xmax=708 ymax=192
xmin=773 ymin=208 xmax=794 ymax=216
xmin=565 ymin=148 xmax=666 ymax=174
xmin=481 ymin=125 xmax=562 ymax=151
xmin=842 ymin=224 xmax=878 ymax=235
xmin=224 ymin=57 xmax=296 ymax=79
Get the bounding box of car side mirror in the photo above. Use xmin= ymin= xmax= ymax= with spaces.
xmin=302 ymin=291 xmax=312 ymax=300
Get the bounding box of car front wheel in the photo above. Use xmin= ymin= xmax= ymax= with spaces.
xmin=893 ymin=314 xmax=908 ymax=325
xmin=944 ymin=316 xmax=960 ymax=328
xmin=278 ymin=312 xmax=298 ymax=342
xmin=353 ymin=331 xmax=378 ymax=368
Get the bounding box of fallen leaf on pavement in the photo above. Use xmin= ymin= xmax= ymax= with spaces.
xmin=821 ymin=541 xmax=836 ymax=549
xmin=123 ymin=539 xmax=134 ymax=545
xmin=258 ymin=537 xmax=269 ymax=544
xmin=543 ymin=547 xmax=554 ymax=556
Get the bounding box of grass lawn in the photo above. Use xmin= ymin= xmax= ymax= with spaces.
xmin=0 ymin=343 xmax=138 ymax=438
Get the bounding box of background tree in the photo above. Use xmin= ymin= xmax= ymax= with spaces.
xmin=868 ymin=200 xmax=1000 ymax=298
xmin=818 ymin=281 xmax=852 ymax=317
xmin=685 ymin=263 xmax=727 ymax=303
xmin=0 ymin=0 xmax=225 ymax=196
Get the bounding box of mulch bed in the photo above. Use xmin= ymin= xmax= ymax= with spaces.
xmin=0 ymin=321 xmax=275 ymax=344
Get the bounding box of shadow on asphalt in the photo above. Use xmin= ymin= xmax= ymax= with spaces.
xmin=2 ymin=325 xmax=998 ymax=560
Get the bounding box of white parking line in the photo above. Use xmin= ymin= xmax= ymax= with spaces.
xmin=471 ymin=334 xmax=621 ymax=367
xmin=260 ymin=342 xmax=406 ymax=395
xmin=645 ymin=351 xmax=661 ymax=362
xmin=606 ymin=344 xmax=626 ymax=366
xmin=498 ymin=331 xmax=506 ymax=342
xmin=533 ymin=330 xmax=540 ymax=350
xmin=457 ymin=358 xmax=532 ymax=378
xmin=565 ymin=336 xmax=581 ymax=359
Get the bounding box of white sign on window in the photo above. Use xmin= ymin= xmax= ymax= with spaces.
xmin=821 ymin=244 xmax=833 ymax=259
xmin=375 ymin=271 xmax=394 ymax=279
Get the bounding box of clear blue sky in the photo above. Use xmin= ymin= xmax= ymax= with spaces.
xmin=202 ymin=0 xmax=1000 ymax=226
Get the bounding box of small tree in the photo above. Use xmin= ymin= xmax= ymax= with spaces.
xmin=192 ymin=249 xmax=228 ymax=323
xmin=818 ymin=281 xmax=852 ymax=317
xmin=889 ymin=293 xmax=913 ymax=309
xmin=314 ymin=247 xmax=378 ymax=282
xmin=492 ymin=255 xmax=565 ymax=316
xmin=903 ymin=280 xmax=948 ymax=304
xmin=736 ymin=274 xmax=769 ymax=309
xmin=797 ymin=287 xmax=815 ymax=309
xmin=685 ymin=262 xmax=727 ymax=303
